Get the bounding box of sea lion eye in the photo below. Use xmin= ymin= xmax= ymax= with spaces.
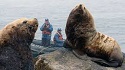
xmin=84 ymin=7 xmax=85 ymax=9
xmin=22 ymin=20 xmax=27 ymax=24
xmin=35 ymin=24 xmax=38 ymax=27
xmin=12 ymin=26 xmax=15 ymax=28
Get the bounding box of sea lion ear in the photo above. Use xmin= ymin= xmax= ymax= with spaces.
xmin=22 ymin=20 xmax=27 ymax=24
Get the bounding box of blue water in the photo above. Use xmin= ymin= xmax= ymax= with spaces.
xmin=0 ymin=0 xmax=125 ymax=52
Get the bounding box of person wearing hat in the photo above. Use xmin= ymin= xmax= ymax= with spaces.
xmin=53 ymin=28 xmax=64 ymax=47
xmin=40 ymin=19 xmax=53 ymax=47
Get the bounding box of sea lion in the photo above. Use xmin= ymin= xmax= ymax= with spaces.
xmin=64 ymin=4 xmax=123 ymax=67
xmin=0 ymin=18 xmax=38 ymax=70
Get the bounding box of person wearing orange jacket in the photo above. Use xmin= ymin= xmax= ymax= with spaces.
xmin=53 ymin=28 xmax=64 ymax=47
xmin=40 ymin=19 xmax=53 ymax=47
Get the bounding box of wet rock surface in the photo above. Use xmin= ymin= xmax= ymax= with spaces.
xmin=34 ymin=47 xmax=125 ymax=70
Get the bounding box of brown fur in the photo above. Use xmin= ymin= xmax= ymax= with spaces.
xmin=65 ymin=4 xmax=96 ymax=49
xmin=0 ymin=18 xmax=38 ymax=70
xmin=65 ymin=4 xmax=123 ymax=67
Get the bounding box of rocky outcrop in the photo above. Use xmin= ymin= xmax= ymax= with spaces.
xmin=31 ymin=39 xmax=60 ymax=58
xmin=34 ymin=48 xmax=125 ymax=70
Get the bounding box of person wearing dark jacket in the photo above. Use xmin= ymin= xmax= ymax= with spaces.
xmin=40 ymin=19 xmax=53 ymax=47
xmin=53 ymin=28 xmax=64 ymax=47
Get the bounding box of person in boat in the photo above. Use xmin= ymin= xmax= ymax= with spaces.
xmin=40 ymin=19 xmax=53 ymax=47
xmin=53 ymin=28 xmax=64 ymax=47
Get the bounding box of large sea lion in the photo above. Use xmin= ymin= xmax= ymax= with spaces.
xmin=0 ymin=18 xmax=38 ymax=70
xmin=64 ymin=4 xmax=123 ymax=67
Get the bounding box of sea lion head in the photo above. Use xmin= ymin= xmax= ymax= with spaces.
xmin=0 ymin=18 xmax=38 ymax=46
xmin=65 ymin=4 xmax=96 ymax=48
xmin=66 ymin=4 xmax=96 ymax=38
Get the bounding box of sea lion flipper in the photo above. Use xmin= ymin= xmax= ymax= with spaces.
xmin=63 ymin=39 xmax=72 ymax=48
xmin=72 ymin=49 xmax=88 ymax=60
xmin=91 ymin=58 xmax=120 ymax=67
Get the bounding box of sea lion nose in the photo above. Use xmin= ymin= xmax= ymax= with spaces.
xmin=34 ymin=18 xmax=37 ymax=20
xmin=79 ymin=4 xmax=82 ymax=7
xmin=34 ymin=18 xmax=38 ymax=27
xmin=79 ymin=4 xmax=82 ymax=9
xmin=33 ymin=18 xmax=38 ymax=25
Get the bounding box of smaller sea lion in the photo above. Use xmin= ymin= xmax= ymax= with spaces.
xmin=0 ymin=18 xmax=38 ymax=70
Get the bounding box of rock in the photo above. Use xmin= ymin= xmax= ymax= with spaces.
xmin=32 ymin=39 xmax=54 ymax=46
xmin=34 ymin=48 xmax=125 ymax=70
xmin=30 ymin=39 xmax=62 ymax=58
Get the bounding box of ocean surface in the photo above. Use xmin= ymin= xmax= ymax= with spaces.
xmin=0 ymin=0 xmax=125 ymax=52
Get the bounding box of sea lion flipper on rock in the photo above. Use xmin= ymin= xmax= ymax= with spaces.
xmin=65 ymin=4 xmax=123 ymax=67
xmin=93 ymin=39 xmax=124 ymax=67
xmin=73 ymin=48 xmax=122 ymax=67
xmin=63 ymin=39 xmax=72 ymax=48
xmin=91 ymin=57 xmax=119 ymax=67
xmin=72 ymin=49 xmax=88 ymax=60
